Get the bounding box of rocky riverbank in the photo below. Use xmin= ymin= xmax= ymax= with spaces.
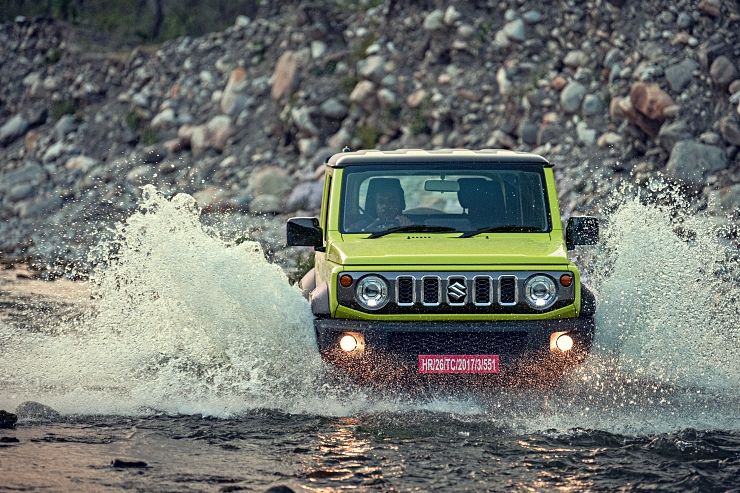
xmin=1 ymin=0 xmax=738 ymax=276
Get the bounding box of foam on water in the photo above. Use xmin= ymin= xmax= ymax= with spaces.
xmin=0 ymin=184 xmax=738 ymax=432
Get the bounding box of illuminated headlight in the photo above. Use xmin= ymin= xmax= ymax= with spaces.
xmin=524 ymin=275 xmax=557 ymax=309
xmin=355 ymin=275 xmax=389 ymax=310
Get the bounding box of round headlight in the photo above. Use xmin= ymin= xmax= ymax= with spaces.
xmin=524 ymin=275 xmax=557 ymax=309
xmin=355 ymin=275 xmax=389 ymax=310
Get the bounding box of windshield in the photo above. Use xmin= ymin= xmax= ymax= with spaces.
xmin=340 ymin=163 xmax=551 ymax=234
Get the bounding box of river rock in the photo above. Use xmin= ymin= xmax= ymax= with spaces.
xmin=206 ymin=115 xmax=233 ymax=150
xmin=423 ymin=9 xmax=445 ymax=31
xmin=247 ymin=166 xmax=294 ymax=198
xmin=151 ymin=108 xmax=176 ymax=128
xmin=710 ymin=56 xmax=737 ymax=87
xmin=111 ymin=459 xmax=148 ymax=468
xmin=697 ymin=0 xmax=720 ymax=17
xmin=319 ymin=97 xmax=347 ymax=119
xmin=666 ymin=140 xmax=727 ymax=185
xmin=271 ymin=51 xmax=298 ymax=100
xmin=658 ymin=120 xmax=692 ymax=151
xmin=14 ymin=401 xmax=61 ymax=421
xmin=285 ymin=180 xmax=323 ymax=212
xmin=560 ymin=81 xmax=586 ymax=113
xmin=221 ymin=67 xmax=249 ymax=116
xmin=719 ymin=116 xmax=740 ymax=145
xmin=53 ymin=114 xmax=76 ymax=140
xmin=65 ymin=155 xmax=98 ymax=173
xmin=676 ymin=12 xmax=693 ymax=29
xmin=0 ymin=410 xmax=17 ymax=429
xmin=291 ymin=106 xmax=318 ymax=136
xmin=0 ymin=114 xmax=30 ymax=146
xmin=249 ymin=194 xmax=283 ymax=214
xmin=664 ymin=59 xmax=698 ymax=92
xmin=443 ymin=6 xmax=461 ymax=25
xmin=350 ymin=80 xmax=376 ymax=108
xmin=582 ymin=94 xmax=604 ymax=116
xmin=629 ymin=82 xmax=673 ymax=121
xmin=502 ymin=19 xmax=525 ymax=42
xmin=263 ymin=486 xmax=295 ymax=493
xmin=576 ymin=121 xmax=596 ymax=146
xmin=357 ymin=55 xmax=385 ymax=82
xmin=564 ymin=50 xmax=588 ymax=68
xmin=2 ymin=161 xmax=46 ymax=192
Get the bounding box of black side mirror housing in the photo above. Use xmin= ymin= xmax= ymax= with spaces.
xmin=566 ymin=216 xmax=599 ymax=250
xmin=287 ymin=217 xmax=323 ymax=248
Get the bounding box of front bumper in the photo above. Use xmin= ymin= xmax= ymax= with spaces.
xmin=315 ymin=317 xmax=595 ymax=381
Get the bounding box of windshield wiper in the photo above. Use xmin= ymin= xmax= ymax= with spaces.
xmin=458 ymin=225 xmax=545 ymax=238
xmin=366 ymin=225 xmax=456 ymax=239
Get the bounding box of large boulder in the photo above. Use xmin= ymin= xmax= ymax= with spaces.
xmin=220 ymin=67 xmax=249 ymax=117
xmin=271 ymin=51 xmax=298 ymax=100
xmin=247 ymin=166 xmax=294 ymax=198
xmin=285 ymin=180 xmax=323 ymax=212
xmin=710 ymin=56 xmax=737 ymax=87
xmin=629 ymin=82 xmax=674 ymax=121
xmin=560 ymin=82 xmax=586 ymax=113
xmin=0 ymin=114 xmax=29 ymax=146
xmin=665 ymin=140 xmax=727 ymax=185
xmin=664 ymin=59 xmax=698 ymax=92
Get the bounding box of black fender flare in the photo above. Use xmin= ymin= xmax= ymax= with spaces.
xmin=580 ymin=284 xmax=596 ymax=317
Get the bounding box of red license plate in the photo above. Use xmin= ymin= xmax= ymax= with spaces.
xmin=418 ymin=355 xmax=500 ymax=374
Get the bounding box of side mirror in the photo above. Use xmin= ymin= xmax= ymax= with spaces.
xmin=566 ymin=216 xmax=599 ymax=250
xmin=287 ymin=217 xmax=322 ymax=248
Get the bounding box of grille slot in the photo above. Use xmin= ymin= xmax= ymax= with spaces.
xmin=422 ymin=277 xmax=440 ymax=305
xmin=396 ymin=276 xmax=414 ymax=306
xmin=474 ymin=276 xmax=492 ymax=305
xmin=499 ymin=276 xmax=517 ymax=305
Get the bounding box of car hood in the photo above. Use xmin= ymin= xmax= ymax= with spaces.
xmin=327 ymin=234 xmax=569 ymax=266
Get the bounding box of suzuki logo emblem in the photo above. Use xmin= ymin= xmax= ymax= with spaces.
xmin=447 ymin=281 xmax=466 ymax=301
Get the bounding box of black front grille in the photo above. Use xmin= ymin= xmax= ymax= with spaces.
xmin=474 ymin=277 xmax=491 ymax=304
xmin=386 ymin=331 xmax=528 ymax=355
xmin=397 ymin=277 xmax=414 ymax=304
xmin=423 ymin=278 xmax=439 ymax=304
xmin=499 ymin=277 xmax=516 ymax=304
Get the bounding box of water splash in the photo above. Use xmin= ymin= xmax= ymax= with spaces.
xmin=1 ymin=186 xmax=325 ymax=416
xmin=0 ymin=184 xmax=738 ymax=432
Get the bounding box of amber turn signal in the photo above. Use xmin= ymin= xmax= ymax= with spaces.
xmin=339 ymin=274 xmax=353 ymax=287
xmin=559 ymin=274 xmax=573 ymax=287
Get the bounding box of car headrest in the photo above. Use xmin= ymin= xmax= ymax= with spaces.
xmin=365 ymin=178 xmax=406 ymax=216
xmin=457 ymin=178 xmax=489 ymax=209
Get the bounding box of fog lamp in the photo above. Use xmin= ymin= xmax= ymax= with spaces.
xmin=339 ymin=334 xmax=358 ymax=352
xmin=556 ymin=334 xmax=574 ymax=352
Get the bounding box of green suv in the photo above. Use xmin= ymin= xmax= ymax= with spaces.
xmin=287 ymin=149 xmax=598 ymax=383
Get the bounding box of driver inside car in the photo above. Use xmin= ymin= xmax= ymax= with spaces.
xmin=358 ymin=178 xmax=412 ymax=232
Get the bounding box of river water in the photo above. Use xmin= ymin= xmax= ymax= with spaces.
xmin=1 ymin=185 xmax=738 ymax=492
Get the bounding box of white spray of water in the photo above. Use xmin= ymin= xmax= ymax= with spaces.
xmin=0 ymin=186 xmax=326 ymax=415
xmin=590 ymin=187 xmax=739 ymax=391
xmin=0 ymin=184 xmax=738 ymax=432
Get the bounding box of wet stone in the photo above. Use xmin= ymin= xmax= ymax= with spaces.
xmin=111 ymin=459 xmax=149 ymax=468
xmin=710 ymin=56 xmax=737 ymax=87
xmin=0 ymin=410 xmax=17 ymax=429
xmin=665 ymin=59 xmax=698 ymax=92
